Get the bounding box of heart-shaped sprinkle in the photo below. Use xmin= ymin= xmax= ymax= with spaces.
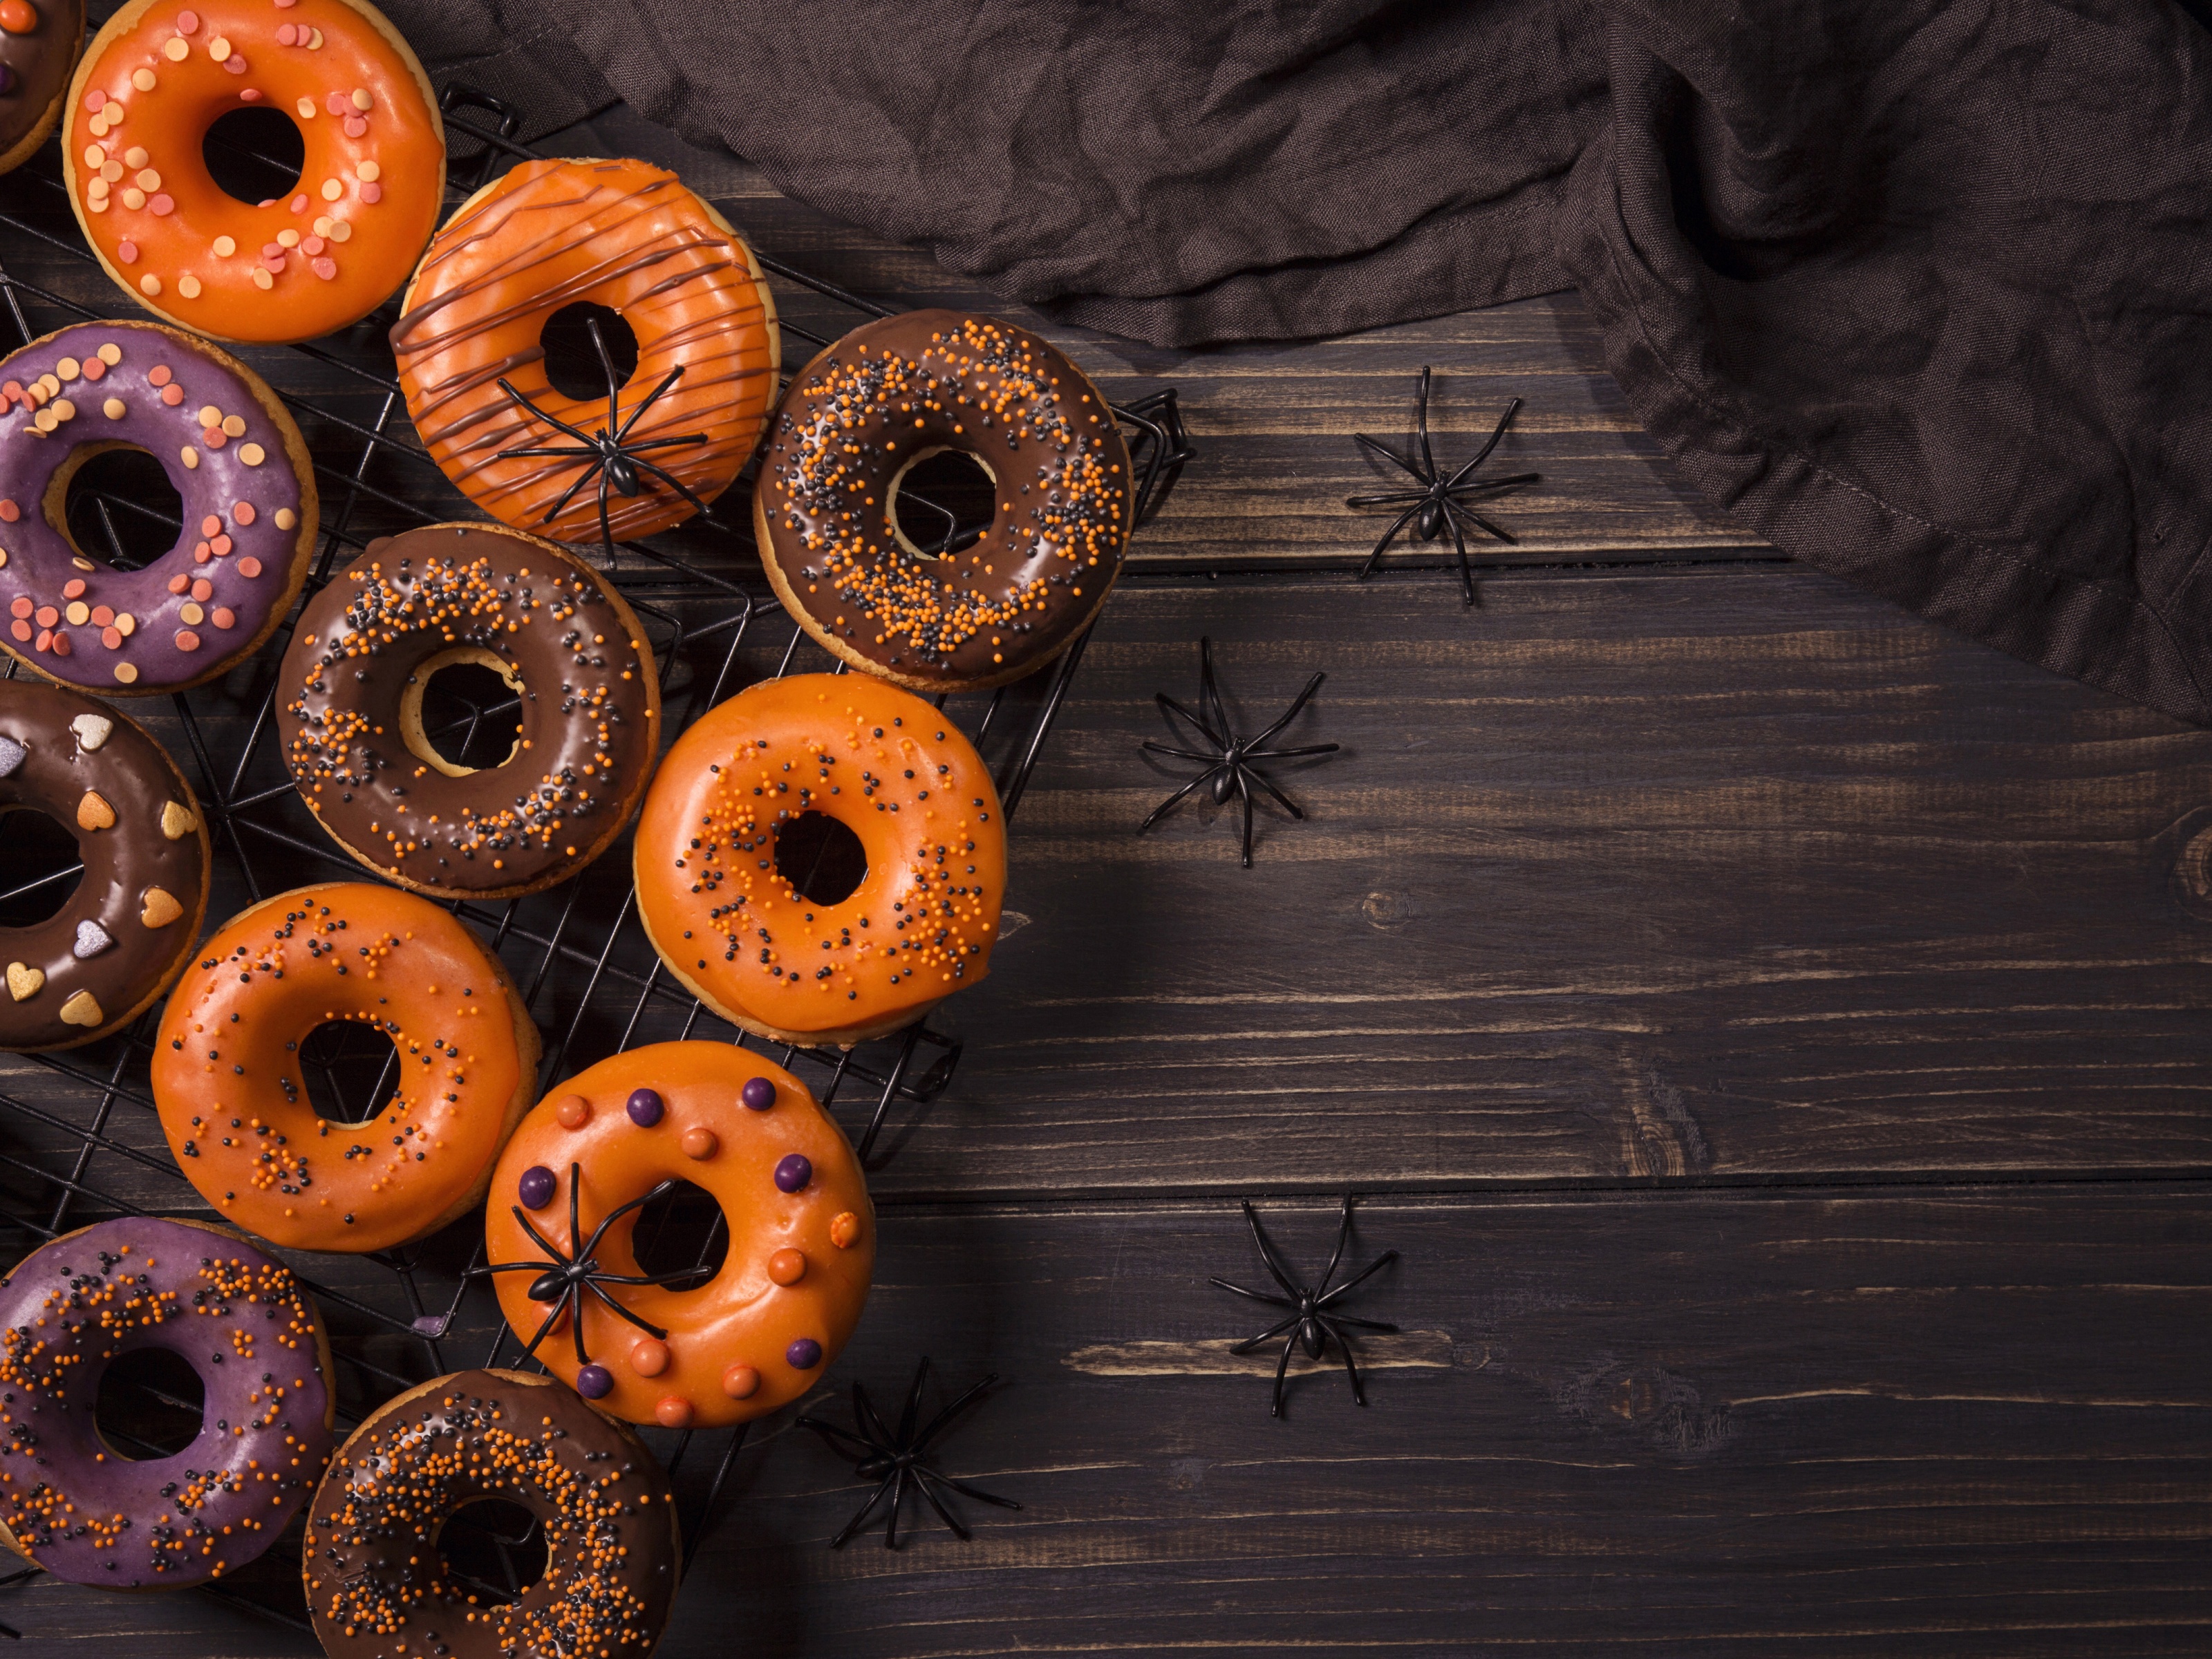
xmin=69 ymin=713 xmax=113 ymax=751
xmin=58 ymin=989 xmax=103 ymax=1027
xmin=160 ymin=800 xmax=196 ymax=840
xmin=73 ymin=919 xmax=113 ymax=958
xmin=0 ymin=735 xmax=22 ymax=777
xmin=76 ymin=790 xmax=115 ymax=830
xmin=140 ymin=886 xmax=182 ymax=929
xmin=5 ymin=962 xmax=41 ymax=1002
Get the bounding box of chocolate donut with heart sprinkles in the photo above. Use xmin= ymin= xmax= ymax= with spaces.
xmin=754 ymin=309 xmax=1134 ymax=693
xmin=0 ymin=675 xmax=207 ymax=1051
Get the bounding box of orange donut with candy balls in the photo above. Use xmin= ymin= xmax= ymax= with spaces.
xmin=63 ymin=0 xmax=443 ymax=344
xmin=483 ymin=1042 xmax=873 ymax=1430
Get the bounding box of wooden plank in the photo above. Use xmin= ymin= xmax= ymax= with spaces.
xmin=15 ymin=1189 xmax=2208 ymax=1655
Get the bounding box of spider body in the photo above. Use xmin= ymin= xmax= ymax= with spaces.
xmin=797 ymin=1358 xmax=1020 ymax=1549
xmin=473 ymin=1161 xmax=706 ymax=1371
xmin=1138 ymin=636 xmax=1339 ymax=867
xmin=1347 ymin=366 xmax=1541 ymax=605
xmin=496 ymin=317 xmax=712 ymax=550
xmin=1211 ymin=1197 xmax=1399 ymax=1418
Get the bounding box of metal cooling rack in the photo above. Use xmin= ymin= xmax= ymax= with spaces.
xmin=0 ymin=76 xmax=1192 ymax=1640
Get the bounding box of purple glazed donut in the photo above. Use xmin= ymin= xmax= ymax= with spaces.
xmin=0 ymin=1215 xmax=337 ymax=1587
xmin=0 ymin=319 xmax=317 ymax=695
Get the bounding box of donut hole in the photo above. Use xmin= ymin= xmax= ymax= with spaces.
xmin=200 ymin=106 xmax=306 ymax=206
xmin=773 ymin=811 xmax=868 ymax=906
xmin=627 ymin=1178 xmax=728 ymax=1292
xmin=0 ymin=807 xmax=84 ymax=926
xmin=298 ymin=1020 xmax=402 ymax=1126
xmin=438 ymin=1497 xmax=548 ymax=1605
xmin=59 ymin=444 xmax=185 ymax=571
xmin=539 ymin=302 xmax=640 ymax=401
xmin=94 ymin=1346 xmax=205 ymax=1461
xmin=890 ymin=447 xmax=997 ymax=558
xmin=402 ymin=648 xmax=525 ymax=776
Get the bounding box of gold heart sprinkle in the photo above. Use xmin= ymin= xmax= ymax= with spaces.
xmin=5 ymin=962 xmax=41 ymax=1002
xmin=77 ymin=790 xmax=116 ymax=831
xmin=140 ymin=887 xmax=183 ymax=929
xmin=160 ymin=800 xmax=197 ymax=840
xmin=58 ymin=990 xmax=102 ymax=1027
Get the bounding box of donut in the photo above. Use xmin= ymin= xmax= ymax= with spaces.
xmin=632 ymin=673 xmax=1006 ymax=1047
xmin=0 ymin=0 xmax=85 ymax=176
xmin=149 ymin=881 xmax=542 ymax=1254
xmin=392 ymin=156 xmax=780 ymax=544
xmin=62 ymin=0 xmax=444 ymax=345
xmin=0 ymin=1214 xmax=337 ymax=1587
xmin=483 ymin=1044 xmax=872 ymax=1429
xmin=755 ymin=309 xmax=1132 ymax=693
xmin=304 ymin=1368 xmax=678 ymax=1658
xmin=1 ymin=677 xmax=209 ymax=1051
xmin=275 ymin=523 xmax=660 ymax=899
xmin=0 ymin=319 xmax=317 ymax=694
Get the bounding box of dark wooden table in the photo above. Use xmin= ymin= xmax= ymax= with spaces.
xmin=4 ymin=102 xmax=2209 ymax=1658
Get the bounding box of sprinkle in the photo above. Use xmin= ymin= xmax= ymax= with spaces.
xmin=234 ymin=500 xmax=255 ymax=524
xmin=178 ymin=9 xmax=198 ymax=30
xmin=180 ymin=445 xmax=198 ymax=468
xmin=113 ymin=662 xmax=137 ymax=684
xmin=276 ymin=22 xmax=295 ymax=44
xmin=350 ymin=87 xmax=373 ymax=111
xmin=151 ymin=195 xmax=175 ymax=216
xmin=320 ymin=178 xmax=342 ymax=202
xmin=162 ymin=384 xmax=183 ymax=405
xmin=359 ymin=181 xmax=382 ymax=205
xmin=162 ymin=35 xmax=188 ymax=59
xmin=73 ymin=919 xmax=113 ymax=958
xmin=221 ymin=413 xmax=245 ymax=436
xmin=71 ymin=712 xmax=113 ymax=749
xmin=174 ymin=629 xmax=200 ymax=651
xmin=342 ymin=117 xmax=366 ymax=138
xmin=117 ymin=239 xmax=138 ymax=264
xmin=310 ymin=257 xmax=337 ymax=281
xmin=198 ymin=405 xmax=220 ymax=427
xmin=294 ymin=96 xmax=315 ymax=119
xmin=55 ymin=357 xmax=79 ymax=379
xmin=206 ymin=34 xmax=229 ymax=57
xmin=101 ymin=397 xmax=124 ymax=419
xmin=225 ymin=53 xmax=245 ymax=73
xmin=274 ymin=507 xmax=296 ymax=529
xmin=176 ymin=272 xmax=198 ymax=297
xmin=211 ymin=607 xmax=235 ymax=630
xmin=236 ymin=556 xmax=262 ymax=577
xmin=276 ymin=228 xmax=299 ymax=247
xmin=212 ymin=234 xmax=235 ymax=256
xmin=356 ymin=160 xmax=381 ymax=182
xmin=0 ymin=499 xmax=15 ymax=521
xmin=251 ymin=268 xmax=272 ymax=290
xmin=132 ymin=68 xmax=157 ymax=91
xmin=238 ymin=442 xmax=265 ymax=466
xmin=121 ymin=187 xmax=146 ymax=209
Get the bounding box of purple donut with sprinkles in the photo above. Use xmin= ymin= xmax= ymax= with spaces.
xmin=0 ymin=1214 xmax=337 ymax=1587
xmin=0 ymin=318 xmax=317 ymax=694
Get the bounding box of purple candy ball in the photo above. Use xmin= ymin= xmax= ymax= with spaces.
xmin=575 ymin=1364 xmax=615 ymax=1400
xmin=786 ymin=1337 xmax=823 ymax=1370
xmin=517 ymin=1165 xmax=556 ymax=1210
xmin=774 ymin=1153 xmax=812 ymax=1193
xmin=626 ymin=1087 xmax=664 ymax=1127
xmin=741 ymin=1076 xmax=776 ymax=1112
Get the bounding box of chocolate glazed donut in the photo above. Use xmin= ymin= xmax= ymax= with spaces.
xmin=304 ymin=1368 xmax=679 ymax=1659
xmin=754 ymin=310 xmax=1133 ymax=693
xmin=276 ymin=523 xmax=659 ymax=898
xmin=0 ymin=0 xmax=85 ymax=176
xmin=0 ymin=677 xmax=207 ymax=1051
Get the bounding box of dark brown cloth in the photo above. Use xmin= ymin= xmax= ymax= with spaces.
xmin=388 ymin=0 xmax=2212 ymax=726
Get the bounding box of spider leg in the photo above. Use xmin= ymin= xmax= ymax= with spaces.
xmin=1236 ymin=765 xmax=1257 ymax=867
xmin=597 ymin=468 xmax=615 ymax=552
xmin=1313 ymin=1248 xmax=1400 ymax=1309
xmin=586 ymin=317 xmax=626 ymax=439
xmin=514 ymin=1289 xmax=572 ymax=1362
xmin=921 ymin=1468 xmax=1023 ymax=1510
xmin=1444 ymin=497 xmax=1519 ymax=547
xmin=1241 ymin=743 xmax=1341 ymax=764
xmin=570 ymin=1286 xmax=592 ymax=1366
xmin=623 ymin=433 xmax=712 ymax=453
xmin=1352 ymin=430 xmax=1431 ymax=487
xmin=582 ymin=1278 xmax=671 ymax=1342
xmin=912 ymin=1371 xmax=999 ymax=1451
xmin=1447 ymin=505 xmax=1477 ymax=607
xmin=1198 ymin=639 xmax=1243 ymax=758
xmin=1138 ymin=766 xmax=1228 ymax=834
xmin=539 ymin=456 xmax=605 ymax=527
xmin=1357 ymin=504 xmax=1425 ymax=579
xmin=1443 ymin=471 xmax=1541 ymax=497
xmin=1271 ymin=1325 xmax=1298 ymax=1418
xmin=827 ymin=1474 xmax=897 ymax=1550
xmin=577 ymin=1177 xmax=683 ymax=1263
xmin=496 ymin=445 xmax=597 ymax=461
xmin=1139 ymin=741 xmax=1224 ymax=763
xmin=896 ymin=1358 xmax=931 ymax=1449
xmin=1246 ymin=671 xmax=1329 ymax=751
xmin=1447 ymin=393 xmax=1522 ymax=481
xmin=853 ymin=1381 xmax=896 ymax=1452
xmin=1320 ymin=1316 xmax=1370 ymax=1407
xmin=1343 ymin=488 xmax=1428 ymax=509
xmin=511 ymin=1206 xmax=571 ymax=1268
xmin=1318 ymin=1197 xmax=1356 ymax=1294
xmin=1240 ymin=764 xmax=1309 ymax=823
xmin=910 ymin=1471 xmax=975 ymax=1540
xmin=1208 ymin=1276 xmax=1294 ymax=1311
xmin=1239 ymin=1201 xmax=1306 ymax=1300
xmin=1224 ymin=1313 xmax=1300 ymax=1355
xmin=496 ymin=379 xmax=597 ymax=446
xmin=1324 ymin=1314 xmax=1400 ymax=1333
xmin=468 ymin=1261 xmax=561 ymax=1277
xmin=884 ymin=1465 xmax=910 ymax=1550
xmin=1154 ymin=691 xmax=1229 ymax=751
xmin=627 ymin=454 xmax=713 ymax=516
xmin=1414 ymin=366 xmax=1438 ymax=480
xmin=794 ymin=1415 xmax=879 ymax=1462
xmin=614 ymin=365 xmax=688 ymax=442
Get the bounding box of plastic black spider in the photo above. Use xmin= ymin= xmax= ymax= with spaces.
xmin=471 ymin=1163 xmax=705 ymax=1369
xmin=796 ymin=1358 xmax=1020 ymax=1550
xmin=1137 ymin=636 xmax=1339 ymax=868
xmin=1348 ymin=366 xmax=1541 ymax=606
xmin=496 ymin=317 xmax=711 ymax=550
xmin=1211 ymin=1198 xmax=1399 ymax=1418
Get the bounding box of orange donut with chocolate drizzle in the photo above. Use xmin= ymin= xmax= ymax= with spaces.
xmin=150 ymin=881 xmax=541 ymax=1253
xmin=392 ymin=157 xmax=780 ymax=545
xmin=632 ymin=673 xmax=1006 ymax=1047
xmin=63 ymin=0 xmax=444 ymax=345
xmin=483 ymin=1043 xmax=873 ymax=1429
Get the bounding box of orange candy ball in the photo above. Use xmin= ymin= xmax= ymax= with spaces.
xmin=554 ymin=1094 xmax=592 ymax=1129
xmin=630 ymin=1338 xmax=671 ymax=1377
xmin=0 ymin=1 xmax=37 ymax=35
xmin=830 ymin=1211 xmax=862 ymax=1250
xmin=767 ymin=1248 xmax=806 ymax=1286
xmin=655 ymin=1396 xmax=694 ymax=1428
xmin=680 ymin=1126 xmax=718 ymax=1161
xmin=722 ymin=1365 xmax=760 ymax=1400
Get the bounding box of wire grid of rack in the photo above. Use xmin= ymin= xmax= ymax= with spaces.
xmin=0 ymin=73 xmax=1192 ymax=1640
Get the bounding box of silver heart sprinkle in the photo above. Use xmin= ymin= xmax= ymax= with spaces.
xmin=73 ymin=920 xmax=112 ymax=959
xmin=0 ymin=736 xmax=21 ymax=778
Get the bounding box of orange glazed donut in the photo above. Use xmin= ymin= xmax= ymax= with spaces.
xmin=483 ymin=1043 xmax=873 ymax=1429
xmin=63 ymin=0 xmax=444 ymax=344
xmin=632 ymin=673 xmax=1006 ymax=1047
xmin=392 ymin=157 xmax=780 ymax=545
xmin=151 ymin=881 xmax=541 ymax=1253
